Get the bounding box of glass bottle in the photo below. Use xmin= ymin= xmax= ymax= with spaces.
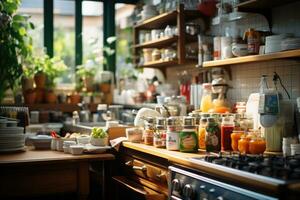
xmin=154 ymin=117 xmax=167 ymax=148
xmin=166 ymin=117 xmax=180 ymax=151
xmin=198 ymin=118 xmax=207 ymax=150
xmin=221 ymin=116 xmax=234 ymax=151
xmin=179 ymin=116 xmax=198 ymax=153
xmin=200 ymin=83 xmax=213 ymax=113
xmin=143 ymin=117 xmax=155 ymax=145
xmin=205 ymin=117 xmax=221 ymax=152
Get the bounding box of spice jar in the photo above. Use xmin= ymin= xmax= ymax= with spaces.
xmin=249 ymin=137 xmax=266 ymax=154
xmin=230 ymin=130 xmax=244 ymax=151
xmin=205 ymin=117 xmax=221 ymax=152
xmin=238 ymin=135 xmax=250 ymax=154
xmin=154 ymin=117 xmax=166 ymax=148
xmin=166 ymin=117 xmax=180 ymax=151
xmin=198 ymin=118 xmax=207 ymax=150
xmin=152 ymin=49 xmax=161 ymax=61
xmin=179 ymin=116 xmax=198 ymax=153
xmin=143 ymin=117 xmax=155 ymax=145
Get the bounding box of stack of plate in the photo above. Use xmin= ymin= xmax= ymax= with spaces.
xmin=281 ymin=38 xmax=300 ymax=51
xmin=265 ymin=34 xmax=293 ymax=53
xmin=0 ymin=127 xmax=25 ymax=152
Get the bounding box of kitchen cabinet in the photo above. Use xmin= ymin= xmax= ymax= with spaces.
xmin=133 ymin=4 xmax=205 ymax=73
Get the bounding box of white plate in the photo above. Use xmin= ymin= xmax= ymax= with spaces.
xmin=0 ymin=127 xmax=24 ymax=134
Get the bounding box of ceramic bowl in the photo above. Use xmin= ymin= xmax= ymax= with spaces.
xmin=232 ymin=44 xmax=248 ymax=57
xmin=70 ymin=145 xmax=84 ymax=155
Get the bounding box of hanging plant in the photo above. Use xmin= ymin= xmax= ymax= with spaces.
xmin=0 ymin=0 xmax=34 ymax=102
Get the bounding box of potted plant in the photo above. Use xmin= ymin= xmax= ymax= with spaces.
xmin=21 ymin=58 xmax=35 ymax=94
xmin=33 ymin=57 xmax=47 ymax=89
xmin=90 ymin=127 xmax=108 ymax=146
xmin=24 ymin=88 xmax=36 ymax=104
xmin=0 ymin=0 xmax=34 ymax=102
xmin=76 ymin=62 xmax=96 ymax=92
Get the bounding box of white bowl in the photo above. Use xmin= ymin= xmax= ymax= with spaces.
xmin=70 ymin=145 xmax=84 ymax=155
xmin=90 ymin=137 xmax=108 ymax=146
xmin=76 ymin=135 xmax=90 ymax=145
xmin=232 ymin=44 xmax=248 ymax=57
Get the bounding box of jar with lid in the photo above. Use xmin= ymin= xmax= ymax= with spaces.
xmin=205 ymin=117 xmax=221 ymax=152
xmin=198 ymin=118 xmax=207 ymax=150
xmin=166 ymin=117 xmax=180 ymax=150
xmin=179 ymin=116 xmax=198 ymax=153
xmin=154 ymin=117 xmax=167 ymax=148
xmin=200 ymin=83 xmax=213 ymax=113
xmin=221 ymin=116 xmax=234 ymax=151
xmin=249 ymin=137 xmax=266 ymax=154
xmin=152 ymin=49 xmax=161 ymax=61
xmin=143 ymin=117 xmax=155 ymax=145
xmin=238 ymin=135 xmax=251 ymax=154
xmin=230 ymin=130 xmax=244 ymax=151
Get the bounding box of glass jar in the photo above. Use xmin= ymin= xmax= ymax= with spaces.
xmin=200 ymin=83 xmax=213 ymax=113
xmin=249 ymin=137 xmax=266 ymax=154
xmin=154 ymin=117 xmax=166 ymax=148
xmin=198 ymin=118 xmax=207 ymax=150
xmin=230 ymin=130 xmax=244 ymax=151
xmin=166 ymin=117 xmax=180 ymax=151
xmin=152 ymin=49 xmax=161 ymax=61
xmin=238 ymin=135 xmax=250 ymax=154
xmin=179 ymin=117 xmax=198 ymax=153
xmin=221 ymin=116 xmax=234 ymax=151
xmin=205 ymin=117 xmax=221 ymax=152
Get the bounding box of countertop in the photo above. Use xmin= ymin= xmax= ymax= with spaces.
xmin=0 ymin=147 xmax=115 ymax=166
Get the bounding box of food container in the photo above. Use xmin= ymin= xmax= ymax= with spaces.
xmin=29 ymin=135 xmax=52 ymax=150
xmin=249 ymin=137 xmax=266 ymax=154
xmin=238 ymin=135 xmax=250 ymax=154
xmin=152 ymin=49 xmax=161 ymax=61
xmin=231 ymin=131 xmax=244 ymax=151
xmin=69 ymin=145 xmax=84 ymax=155
xmin=232 ymin=43 xmax=248 ymax=57
xmin=56 ymin=138 xmax=76 ymax=151
xmin=90 ymin=137 xmax=109 ymax=146
xmin=143 ymin=48 xmax=153 ymax=63
xmin=126 ymin=127 xmax=143 ymax=143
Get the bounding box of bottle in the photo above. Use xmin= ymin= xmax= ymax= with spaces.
xmin=179 ymin=116 xmax=198 ymax=153
xmin=200 ymin=83 xmax=213 ymax=113
xmin=143 ymin=117 xmax=155 ymax=145
xmin=166 ymin=117 xmax=180 ymax=151
xmin=221 ymin=116 xmax=234 ymax=151
xmin=244 ymin=28 xmax=260 ymax=55
xmin=198 ymin=118 xmax=208 ymax=150
xmin=205 ymin=117 xmax=221 ymax=152
xmin=154 ymin=117 xmax=167 ymax=148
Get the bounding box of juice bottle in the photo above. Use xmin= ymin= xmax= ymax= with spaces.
xmin=200 ymin=83 xmax=213 ymax=113
xmin=198 ymin=118 xmax=207 ymax=150
xmin=221 ymin=116 xmax=234 ymax=151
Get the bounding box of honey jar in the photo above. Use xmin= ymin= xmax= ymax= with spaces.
xmin=249 ymin=137 xmax=266 ymax=154
xmin=230 ymin=130 xmax=244 ymax=151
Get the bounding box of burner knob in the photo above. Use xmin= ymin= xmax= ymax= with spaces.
xmin=183 ymin=184 xmax=194 ymax=198
xmin=172 ymin=179 xmax=182 ymax=192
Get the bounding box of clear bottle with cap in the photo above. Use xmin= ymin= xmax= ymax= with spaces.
xmin=154 ymin=117 xmax=167 ymax=148
xmin=205 ymin=117 xmax=221 ymax=152
xmin=221 ymin=116 xmax=234 ymax=151
xmin=179 ymin=116 xmax=198 ymax=153
xmin=166 ymin=117 xmax=180 ymax=151
xmin=143 ymin=117 xmax=155 ymax=145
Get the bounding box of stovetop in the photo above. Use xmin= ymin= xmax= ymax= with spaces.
xmin=191 ymin=153 xmax=300 ymax=181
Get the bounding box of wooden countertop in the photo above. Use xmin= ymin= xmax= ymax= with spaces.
xmin=0 ymin=148 xmax=115 ymax=166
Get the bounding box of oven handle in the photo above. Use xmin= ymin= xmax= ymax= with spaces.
xmin=125 ymin=160 xmax=147 ymax=172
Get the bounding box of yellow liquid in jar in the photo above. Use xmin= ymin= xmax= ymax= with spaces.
xmin=200 ymin=95 xmax=213 ymax=112
xmin=198 ymin=127 xmax=206 ymax=149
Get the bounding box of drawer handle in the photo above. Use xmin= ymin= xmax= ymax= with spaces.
xmin=156 ymin=172 xmax=166 ymax=179
xmin=132 ymin=165 xmax=147 ymax=172
xmin=125 ymin=161 xmax=132 ymax=166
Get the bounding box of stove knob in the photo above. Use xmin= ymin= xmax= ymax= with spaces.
xmin=172 ymin=179 xmax=182 ymax=192
xmin=183 ymin=184 xmax=194 ymax=198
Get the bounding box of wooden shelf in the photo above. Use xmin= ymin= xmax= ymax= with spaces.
xmin=134 ymin=10 xmax=177 ymax=30
xmin=133 ymin=36 xmax=178 ymax=49
xmin=236 ymin=0 xmax=298 ymax=9
xmin=203 ymin=49 xmax=300 ymax=68
xmin=138 ymin=60 xmax=178 ymax=68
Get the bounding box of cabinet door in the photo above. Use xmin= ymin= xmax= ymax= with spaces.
xmin=112 ymin=176 xmax=167 ymax=200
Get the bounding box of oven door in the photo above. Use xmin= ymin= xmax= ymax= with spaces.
xmin=112 ymin=176 xmax=166 ymax=200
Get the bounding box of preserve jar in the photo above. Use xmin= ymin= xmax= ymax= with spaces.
xmin=249 ymin=137 xmax=266 ymax=154
xmin=230 ymin=130 xmax=244 ymax=151
xmin=198 ymin=118 xmax=207 ymax=150
xmin=238 ymin=135 xmax=250 ymax=154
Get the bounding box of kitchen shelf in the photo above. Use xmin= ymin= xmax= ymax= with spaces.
xmin=203 ymin=49 xmax=300 ymax=68
xmin=138 ymin=60 xmax=178 ymax=68
xmin=133 ymin=36 xmax=178 ymax=49
xmin=134 ymin=10 xmax=177 ymax=30
xmin=236 ymin=0 xmax=299 ymax=10
xmin=23 ymin=103 xmax=98 ymax=113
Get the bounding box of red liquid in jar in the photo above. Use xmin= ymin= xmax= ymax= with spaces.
xmin=221 ymin=125 xmax=234 ymax=151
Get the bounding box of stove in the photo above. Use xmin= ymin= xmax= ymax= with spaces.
xmin=169 ymin=153 xmax=300 ymax=200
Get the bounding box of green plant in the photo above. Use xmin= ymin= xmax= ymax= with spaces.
xmin=44 ymin=56 xmax=67 ymax=89
xmin=91 ymin=127 xmax=108 ymax=139
xmin=0 ymin=0 xmax=34 ymax=101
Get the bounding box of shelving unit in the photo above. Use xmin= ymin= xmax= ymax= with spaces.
xmin=203 ymin=49 xmax=300 ymax=68
xmin=133 ymin=4 xmax=205 ymax=72
xmin=22 ymin=103 xmax=98 ymax=113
